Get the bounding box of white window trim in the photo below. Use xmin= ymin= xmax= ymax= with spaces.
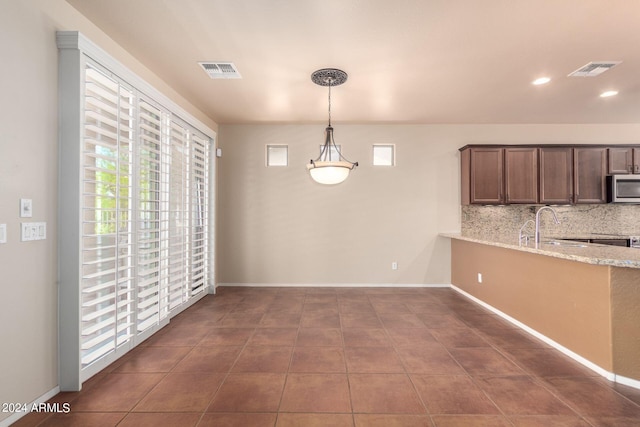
xmin=57 ymin=31 xmax=216 ymax=391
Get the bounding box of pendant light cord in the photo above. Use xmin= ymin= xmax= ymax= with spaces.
xmin=327 ymin=79 xmax=332 ymax=127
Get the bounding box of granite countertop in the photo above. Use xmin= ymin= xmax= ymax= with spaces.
xmin=441 ymin=233 xmax=640 ymax=269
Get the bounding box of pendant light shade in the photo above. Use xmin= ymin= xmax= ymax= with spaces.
xmin=307 ymin=68 xmax=357 ymax=185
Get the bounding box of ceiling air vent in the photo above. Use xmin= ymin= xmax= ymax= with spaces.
xmin=198 ymin=62 xmax=242 ymax=79
xmin=568 ymin=61 xmax=621 ymax=77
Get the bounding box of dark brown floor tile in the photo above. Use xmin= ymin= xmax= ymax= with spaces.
xmin=613 ymin=382 xmax=640 ymax=406
xmin=133 ymin=372 xmax=225 ymax=412
xmin=296 ymin=328 xmax=343 ymax=346
xmin=477 ymin=375 xmax=576 ymax=415
xmin=411 ymin=375 xmax=500 ymax=415
xmin=340 ymin=312 xmax=383 ymax=328
xmin=10 ymin=412 xmax=53 ymax=427
xmin=449 ymin=347 xmax=525 ymax=376
xmin=386 ymin=328 xmax=437 ymax=347
xmin=247 ymin=327 xmax=298 ymax=346
xmin=230 ymin=302 xmax=272 ymax=314
xmin=349 ymin=373 xmax=426 ymax=414
xmin=71 ymin=373 xmax=164 ymax=411
xmin=430 ymin=415 xmax=512 ymax=426
xmin=509 ymin=415 xmax=591 ymax=426
xmin=477 ymin=327 xmax=549 ymax=349
xmin=417 ymin=313 xmax=467 ymax=328
xmin=406 ymin=301 xmax=453 ymax=315
xmin=277 ymin=413 xmax=354 ymax=427
xmin=502 ymin=348 xmax=596 ymax=378
xmin=37 ymin=412 xmax=126 ymax=426
xmin=544 ymin=377 xmax=640 ymax=417
xmin=379 ymin=313 xmax=426 ymax=328
xmin=429 ymin=328 xmax=490 ymax=348
xmin=583 ymin=417 xmax=640 ymax=426
xmin=342 ymin=328 xmax=391 ymax=347
xmin=172 ymin=346 xmax=242 ymax=373
xmin=460 ymin=314 xmax=516 ymax=330
xmin=301 ymin=311 xmax=341 ymax=328
xmin=371 ymin=301 xmax=412 ymax=313
xmin=345 ymin=346 xmax=405 ymax=373
xmin=118 ymin=412 xmax=200 ymax=427
xmin=143 ymin=324 xmax=211 ymax=346
xmin=232 ymin=346 xmax=293 ymax=373
xmin=259 ymin=311 xmax=301 ymax=327
xmin=304 ymin=302 xmax=340 ymax=312
xmin=199 ymin=413 xmax=278 ymax=427
xmin=338 ymin=301 xmax=375 ymax=313
xmin=112 ymin=346 xmax=191 ymax=373
xmin=290 ymin=346 xmax=346 ymax=373
xmin=354 ymin=414 xmax=433 ymax=427
xmin=280 ymin=373 xmax=352 ymax=413
xmin=208 ymin=373 xmax=286 ymax=412
xmin=220 ymin=312 xmax=264 ymax=326
xmin=199 ymin=328 xmax=255 ymax=346
xmin=396 ymin=344 xmax=466 ymax=375
xmin=267 ymin=300 xmax=304 ymax=314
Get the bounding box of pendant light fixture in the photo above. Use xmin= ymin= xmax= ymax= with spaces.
xmin=307 ymin=68 xmax=358 ymax=185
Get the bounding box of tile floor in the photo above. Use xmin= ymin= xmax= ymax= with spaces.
xmin=13 ymin=286 xmax=640 ymax=427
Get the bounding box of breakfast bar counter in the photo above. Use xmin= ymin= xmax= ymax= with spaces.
xmin=442 ymin=233 xmax=640 ymax=386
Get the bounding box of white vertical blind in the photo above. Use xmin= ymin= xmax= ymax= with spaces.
xmin=58 ymin=32 xmax=216 ymax=390
xmin=81 ymin=65 xmax=135 ymax=367
xmin=168 ymin=121 xmax=190 ymax=309
xmin=79 ymin=63 xmax=212 ymax=372
xmin=190 ymin=133 xmax=209 ymax=296
xmin=136 ymin=100 xmax=164 ymax=333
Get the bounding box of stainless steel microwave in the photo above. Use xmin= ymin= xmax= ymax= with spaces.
xmin=607 ymin=174 xmax=640 ymax=203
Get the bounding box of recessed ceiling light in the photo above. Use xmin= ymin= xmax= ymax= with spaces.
xmin=532 ymin=77 xmax=551 ymax=85
xmin=600 ymin=90 xmax=618 ymax=98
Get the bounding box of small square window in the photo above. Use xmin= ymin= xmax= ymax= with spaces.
xmin=373 ymin=144 xmax=395 ymax=166
xmin=266 ymin=145 xmax=288 ymax=166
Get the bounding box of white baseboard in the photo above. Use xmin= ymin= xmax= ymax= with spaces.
xmin=450 ymin=284 xmax=640 ymax=391
xmin=216 ymin=283 xmax=450 ymax=288
xmin=0 ymin=386 xmax=61 ymax=427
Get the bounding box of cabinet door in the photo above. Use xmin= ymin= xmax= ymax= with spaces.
xmin=574 ymin=147 xmax=607 ymax=204
xmin=608 ymin=147 xmax=634 ymax=174
xmin=634 ymin=148 xmax=640 ymax=174
xmin=539 ymin=147 xmax=573 ymax=204
xmin=470 ymin=148 xmax=504 ymax=204
xmin=505 ymin=148 xmax=538 ymax=204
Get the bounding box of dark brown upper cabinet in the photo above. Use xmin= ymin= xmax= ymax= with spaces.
xmin=608 ymin=147 xmax=640 ymax=174
xmin=539 ymin=147 xmax=573 ymax=204
xmin=461 ymin=144 xmax=629 ymax=205
xmin=505 ymin=147 xmax=538 ymax=204
xmin=468 ymin=147 xmax=504 ymax=204
xmin=573 ymin=147 xmax=607 ymax=204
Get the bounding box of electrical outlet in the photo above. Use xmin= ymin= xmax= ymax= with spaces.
xmin=391 ymin=262 xmax=398 ymax=270
xmin=477 ymin=273 xmax=483 ymax=283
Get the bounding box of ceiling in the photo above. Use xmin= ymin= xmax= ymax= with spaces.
xmin=66 ymin=0 xmax=640 ymax=125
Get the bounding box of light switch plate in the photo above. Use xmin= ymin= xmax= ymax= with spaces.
xmin=20 ymin=199 xmax=33 ymax=218
xmin=0 ymin=224 xmax=6 ymax=243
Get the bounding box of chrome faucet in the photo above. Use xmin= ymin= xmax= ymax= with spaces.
xmin=535 ymin=206 xmax=560 ymax=247
xmin=518 ymin=219 xmax=535 ymax=246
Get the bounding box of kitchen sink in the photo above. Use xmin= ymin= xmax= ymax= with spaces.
xmin=542 ymin=240 xmax=588 ymax=248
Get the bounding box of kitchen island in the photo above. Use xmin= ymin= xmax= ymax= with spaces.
xmin=443 ymin=233 xmax=640 ymax=387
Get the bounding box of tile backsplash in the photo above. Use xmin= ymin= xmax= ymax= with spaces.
xmin=461 ymin=204 xmax=640 ymax=239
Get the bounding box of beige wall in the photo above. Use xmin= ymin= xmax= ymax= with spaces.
xmin=0 ymin=1 xmax=216 ymax=423
xmin=216 ymin=123 xmax=640 ymax=286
